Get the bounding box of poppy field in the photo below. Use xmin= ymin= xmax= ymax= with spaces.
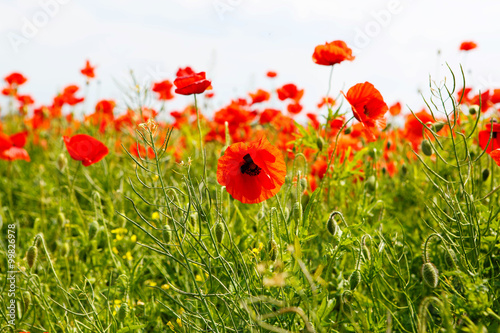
xmin=1 ymin=40 xmax=500 ymax=333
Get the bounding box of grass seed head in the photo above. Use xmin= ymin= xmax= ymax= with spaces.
xmin=117 ymin=302 xmax=129 ymax=321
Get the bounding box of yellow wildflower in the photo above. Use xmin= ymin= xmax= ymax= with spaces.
xmin=152 ymin=212 xmax=160 ymax=220
xmin=161 ymin=284 xmax=170 ymax=290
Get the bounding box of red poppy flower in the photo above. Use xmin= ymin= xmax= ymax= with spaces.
xmin=478 ymin=122 xmax=500 ymax=153
xmin=277 ymin=83 xmax=304 ymax=102
xmin=389 ymin=102 xmax=402 ymax=116
xmin=287 ymin=102 xmax=303 ymax=114
xmin=176 ymin=67 xmax=195 ymax=77
xmin=81 ymin=60 xmax=95 ymax=79
xmin=266 ymin=71 xmax=277 ymax=78
xmin=249 ymin=89 xmax=270 ymax=105
xmin=63 ymin=134 xmax=109 ymax=166
xmin=317 ymin=97 xmax=335 ymax=108
xmin=312 ymin=40 xmax=355 ymax=66
xmin=217 ymin=136 xmax=286 ymax=204
xmin=0 ymin=131 xmax=30 ymax=162
xmin=259 ymin=109 xmax=281 ymax=125
xmin=152 ymin=80 xmax=174 ymax=100
xmin=403 ymin=110 xmax=434 ymax=150
xmin=174 ymin=72 xmax=212 ymax=95
xmin=491 ymin=149 xmax=500 ymax=167
xmin=459 ymin=41 xmax=477 ymax=51
xmin=4 ymin=72 xmax=27 ymax=86
xmin=343 ymin=82 xmax=388 ymax=141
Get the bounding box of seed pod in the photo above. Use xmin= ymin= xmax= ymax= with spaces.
xmin=162 ymin=225 xmax=171 ymax=244
xmin=482 ymin=168 xmax=490 ymax=181
xmin=22 ymin=291 xmax=31 ymax=312
xmin=431 ymin=122 xmax=445 ymax=133
xmin=88 ymin=220 xmax=99 ymax=241
xmin=386 ymin=140 xmax=392 ymax=150
xmin=349 ymin=270 xmax=361 ymax=290
xmin=117 ymin=302 xmax=129 ymax=321
xmin=316 ymin=137 xmax=324 ymax=151
xmin=443 ymin=247 xmax=457 ymax=270
xmin=344 ymin=127 xmax=352 ymax=135
xmin=422 ymin=262 xmax=439 ymax=288
xmin=421 ymin=140 xmax=432 ymax=156
xmin=469 ymin=105 xmax=479 ymax=115
xmin=268 ymin=239 xmax=278 ymax=261
xmin=215 ymin=222 xmax=225 ymax=243
xmin=27 ymin=246 xmax=37 ymax=269
xmin=57 ymin=153 xmax=68 ymax=172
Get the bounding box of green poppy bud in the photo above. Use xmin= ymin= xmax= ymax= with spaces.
xmin=421 ymin=140 xmax=432 ymax=156
xmin=349 ymin=270 xmax=361 ymax=290
xmin=215 ymin=222 xmax=225 ymax=243
xmin=469 ymin=105 xmax=479 ymax=115
xmin=482 ymin=168 xmax=490 ymax=181
xmin=422 ymin=262 xmax=439 ymax=288
xmin=268 ymin=239 xmax=278 ymax=261
xmin=27 ymin=246 xmax=37 ymax=269
xmin=88 ymin=220 xmax=99 ymax=241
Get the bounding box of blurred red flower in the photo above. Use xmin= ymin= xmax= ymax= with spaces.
xmin=249 ymin=89 xmax=270 ymax=105
xmin=81 ymin=60 xmax=95 ymax=79
xmin=266 ymin=71 xmax=277 ymax=78
xmin=478 ymin=122 xmax=500 ymax=153
xmin=312 ymin=40 xmax=355 ymax=66
xmin=459 ymin=41 xmax=477 ymax=51
xmin=344 ymin=82 xmax=388 ymax=141
xmin=176 ymin=67 xmax=195 ymax=77
xmin=277 ymin=83 xmax=304 ymax=102
xmin=174 ymin=72 xmax=212 ymax=95
xmin=389 ymin=102 xmax=402 ymax=116
xmin=152 ymin=80 xmax=174 ymax=100
xmin=217 ymin=136 xmax=286 ymax=204
xmin=63 ymin=134 xmax=109 ymax=166
xmin=0 ymin=131 xmax=30 ymax=161
xmin=287 ymin=102 xmax=303 ymax=114
xmin=4 ymin=72 xmax=27 ymax=86
xmin=491 ymin=149 xmax=500 ymax=167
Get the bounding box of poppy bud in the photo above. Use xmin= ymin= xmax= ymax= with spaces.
xmin=327 ymin=215 xmax=340 ymax=236
xmin=421 ymin=140 xmax=432 ymax=156
xmin=87 ymin=220 xmax=98 ymax=241
xmin=366 ymin=175 xmax=377 ymax=191
xmin=368 ymin=148 xmax=378 ymax=159
xmin=57 ymin=153 xmax=68 ymax=172
xmin=469 ymin=105 xmax=479 ymax=115
xmin=344 ymin=127 xmax=352 ymax=135
xmin=285 ymin=176 xmax=291 ymax=186
xmin=316 ymin=137 xmax=324 ymax=151
xmin=431 ymin=122 xmax=445 ymax=133
xmin=162 ymin=225 xmax=171 ymax=244
xmin=57 ymin=212 xmax=66 ymax=225
xmin=293 ymin=202 xmax=302 ymax=221
xmin=349 ymin=270 xmax=361 ymax=290
xmin=300 ymin=178 xmax=307 ymax=191
xmin=284 ymin=207 xmax=290 ymax=220
xmin=422 ymin=262 xmax=439 ymax=288
xmin=22 ymin=291 xmax=31 ymax=312
xmin=386 ymin=140 xmax=392 ymax=150
xmin=61 ymin=242 xmax=70 ymax=257
xmin=215 ymin=222 xmax=225 ymax=243
xmin=482 ymin=168 xmax=490 ymax=181
xmin=362 ymin=244 xmax=371 ymax=261
xmin=27 ymin=246 xmax=37 ymax=268
xmin=401 ymin=163 xmax=407 ymax=175
xmin=443 ymin=247 xmax=457 ymax=270
xmin=117 ymin=302 xmax=129 ymax=321
xmin=268 ymin=239 xmax=278 ymax=261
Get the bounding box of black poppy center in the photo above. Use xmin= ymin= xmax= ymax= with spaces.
xmin=493 ymin=132 xmax=498 ymax=139
xmin=240 ymin=154 xmax=261 ymax=176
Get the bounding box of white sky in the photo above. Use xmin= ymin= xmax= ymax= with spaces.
xmin=1 ymin=0 xmax=499 ymax=117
